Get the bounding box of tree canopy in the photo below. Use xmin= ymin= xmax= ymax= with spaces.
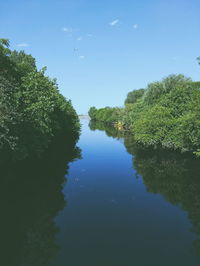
xmin=89 ymin=74 xmax=200 ymax=156
xmin=0 ymin=38 xmax=80 ymax=161
xmin=125 ymin=88 xmax=145 ymax=105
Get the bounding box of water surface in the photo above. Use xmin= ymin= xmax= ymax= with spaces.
xmin=1 ymin=118 xmax=200 ymax=266
xmin=53 ymin=119 xmax=200 ymax=266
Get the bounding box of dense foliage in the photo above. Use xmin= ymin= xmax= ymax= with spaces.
xmin=124 ymin=88 xmax=145 ymax=104
xmin=0 ymin=39 xmax=80 ymax=161
xmin=89 ymin=74 xmax=200 ymax=155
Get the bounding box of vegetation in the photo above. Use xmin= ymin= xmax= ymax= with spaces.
xmin=124 ymin=88 xmax=145 ymax=104
xmin=89 ymin=74 xmax=200 ymax=155
xmin=0 ymin=38 xmax=80 ymax=161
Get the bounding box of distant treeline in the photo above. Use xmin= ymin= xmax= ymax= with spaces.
xmin=89 ymin=74 xmax=200 ymax=156
xmin=0 ymin=38 xmax=80 ymax=161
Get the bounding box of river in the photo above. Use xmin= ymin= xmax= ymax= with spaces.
xmin=53 ymin=119 xmax=200 ymax=266
xmin=1 ymin=118 xmax=200 ymax=266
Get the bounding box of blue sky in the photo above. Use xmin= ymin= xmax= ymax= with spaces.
xmin=0 ymin=0 xmax=200 ymax=114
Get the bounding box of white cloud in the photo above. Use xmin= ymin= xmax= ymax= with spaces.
xmin=79 ymin=55 xmax=85 ymax=59
xmin=109 ymin=19 xmax=119 ymax=26
xmin=77 ymin=36 xmax=83 ymax=41
xmin=16 ymin=43 xmax=29 ymax=47
xmin=133 ymin=24 xmax=138 ymax=29
xmin=87 ymin=34 xmax=93 ymax=37
xmin=62 ymin=27 xmax=73 ymax=33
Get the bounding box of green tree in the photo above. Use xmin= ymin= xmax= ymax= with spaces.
xmin=0 ymin=38 xmax=80 ymax=161
xmin=125 ymin=88 xmax=145 ymax=105
xmin=88 ymin=74 xmax=200 ymax=156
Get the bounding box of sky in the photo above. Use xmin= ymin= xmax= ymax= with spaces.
xmin=0 ymin=0 xmax=200 ymax=114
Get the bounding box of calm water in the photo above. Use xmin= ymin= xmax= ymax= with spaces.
xmin=1 ymin=118 xmax=200 ymax=266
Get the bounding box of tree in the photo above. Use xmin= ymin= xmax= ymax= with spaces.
xmin=88 ymin=106 xmax=97 ymax=119
xmin=10 ymin=50 xmax=37 ymax=77
xmin=0 ymin=39 xmax=80 ymax=161
xmin=125 ymin=89 xmax=145 ymax=105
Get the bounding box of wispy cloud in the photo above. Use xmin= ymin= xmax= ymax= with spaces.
xmin=79 ymin=55 xmax=85 ymax=59
xmin=62 ymin=27 xmax=73 ymax=33
xmin=77 ymin=36 xmax=83 ymax=41
xmin=16 ymin=43 xmax=29 ymax=47
xmin=133 ymin=24 xmax=138 ymax=30
xmin=87 ymin=34 xmax=93 ymax=37
xmin=109 ymin=19 xmax=119 ymax=26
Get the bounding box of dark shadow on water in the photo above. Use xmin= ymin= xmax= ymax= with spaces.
xmin=0 ymin=137 xmax=81 ymax=266
xmin=89 ymin=120 xmax=200 ymax=257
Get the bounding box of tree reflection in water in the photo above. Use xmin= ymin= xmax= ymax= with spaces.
xmin=89 ymin=120 xmax=200 ymax=257
xmin=0 ymin=139 xmax=81 ymax=266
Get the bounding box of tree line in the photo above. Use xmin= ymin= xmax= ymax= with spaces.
xmin=89 ymin=71 xmax=200 ymax=156
xmin=0 ymin=38 xmax=80 ymax=161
